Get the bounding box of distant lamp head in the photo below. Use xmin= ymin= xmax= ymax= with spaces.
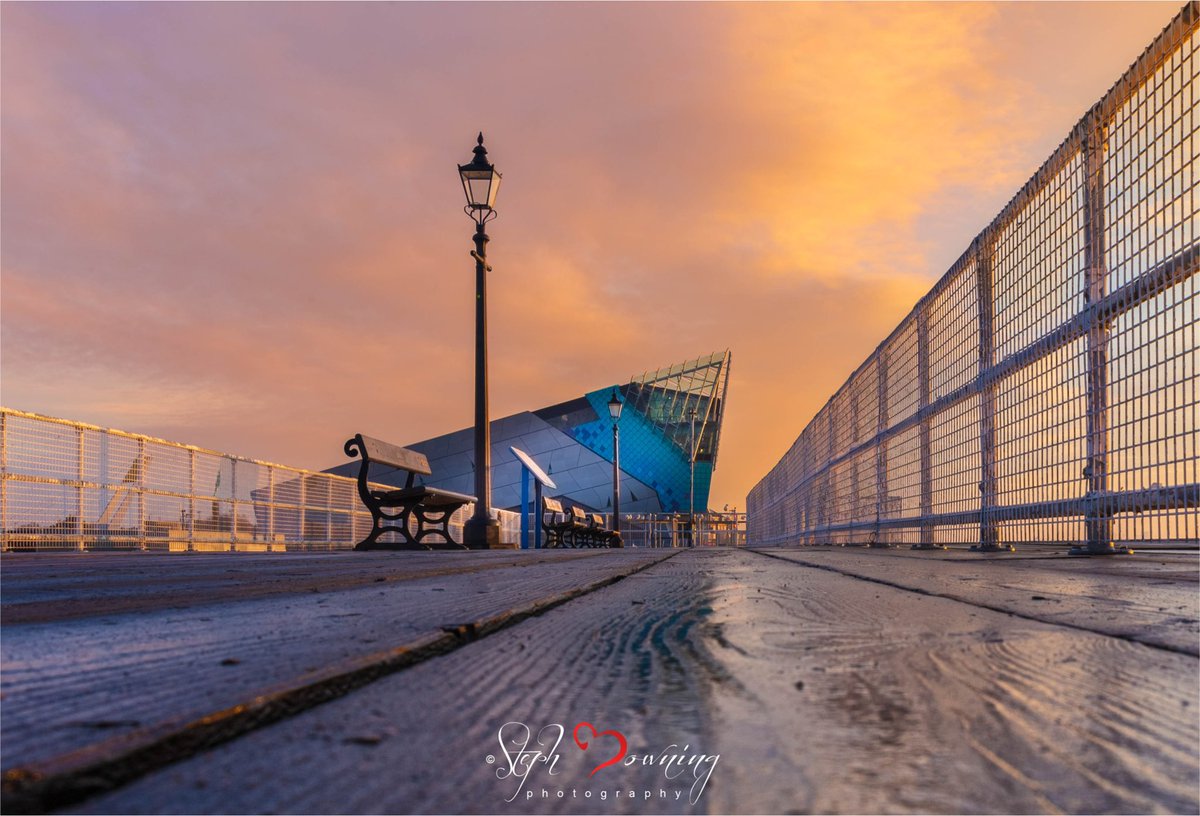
xmin=608 ymin=389 xmax=624 ymax=422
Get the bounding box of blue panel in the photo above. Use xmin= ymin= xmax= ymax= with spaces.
xmin=565 ymin=387 xmax=710 ymax=512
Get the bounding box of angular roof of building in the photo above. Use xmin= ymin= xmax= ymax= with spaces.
xmin=620 ymin=349 xmax=731 ymax=468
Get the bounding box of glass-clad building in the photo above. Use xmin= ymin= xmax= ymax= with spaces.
xmin=327 ymin=351 xmax=731 ymax=514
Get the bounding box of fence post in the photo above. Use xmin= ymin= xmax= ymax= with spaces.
xmin=825 ymin=410 xmax=835 ymax=542
xmin=77 ymin=427 xmax=86 ymax=551
xmin=299 ymin=472 xmax=307 ymax=544
xmin=1075 ymin=109 xmax=1129 ymax=555
xmin=848 ymin=385 xmax=860 ymax=545
xmin=188 ymin=449 xmax=196 ymax=552
xmin=914 ymin=305 xmax=941 ymax=549
xmin=229 ymin=459 xmax=237 ymax=552
xmin=871 ymin=350 xmax=891 ymax=547
xmin=325 ymin=474 xmax=333 ymax=547
xmin=0 ymin=411 xmax=6 ymax=550
xmin=137 ymin=438 xmax=147 ymax=551
xmin=97 ymin=433 xmax=109 ymax=543
xmin=972 ymin=233 xmax=1009 ymax=552
xmin=267 ymin=466 xmax=275 ymax=550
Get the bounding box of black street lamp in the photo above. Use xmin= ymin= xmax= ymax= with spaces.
xmin=688 ymin=406 xmax=697 ymax=547
xmin=459 ymin=133 xmax=502 ymax=549
xmin=608 ymin=389 xmax=623 ymax=534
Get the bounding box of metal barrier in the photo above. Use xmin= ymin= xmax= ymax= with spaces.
xmin=614 ymin=512 xmax=747 ymax=548
xmin=748 ymin=4 xmax=1199 ymax=551
xmin=0 ymin=408 xmax=521 ymax=551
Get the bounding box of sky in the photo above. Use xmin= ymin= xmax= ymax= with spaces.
xmin=0 ymin=1 xmax=1183 ymax=511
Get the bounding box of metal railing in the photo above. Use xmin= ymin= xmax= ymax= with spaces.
xmin=0 ymin=408 xmax=521 ymax=551
xmin=748 ymin=4 xmax=1199 ymax=551
xmin=615 ymin=512 xmax=747 ymax=548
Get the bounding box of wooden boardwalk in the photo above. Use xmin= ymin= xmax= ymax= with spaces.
xmin=1 ymin=547 xmax=1196 ymax=814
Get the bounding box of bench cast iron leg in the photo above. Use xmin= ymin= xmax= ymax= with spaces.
xmin=414 ymin=506 xmax=469 ymax=550
xmin=355 ymin=505 xmax=428 ymax=551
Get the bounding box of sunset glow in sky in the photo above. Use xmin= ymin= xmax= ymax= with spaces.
xmin=0 ymin=2 xmax=1182 ymax=510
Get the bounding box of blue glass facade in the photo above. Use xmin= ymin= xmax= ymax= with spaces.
xmin=565 ymin=386 xmax=713 ymax=513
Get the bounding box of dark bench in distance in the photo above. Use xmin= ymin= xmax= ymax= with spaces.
xmin=588 ymin=513 xmax=623 ymax=548
xmin=540 ymin=497 xmax=621 ymax=548
xmin=540 ymin=497 xmax=579 ymax=548
xmin=345 ymin=433 xmax=475 ymax=550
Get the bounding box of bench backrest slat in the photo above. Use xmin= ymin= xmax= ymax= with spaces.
xmin=360 ymin=435 xmax=432 ymax=476
xmin=570 ymin=507 xmax=588 ymax=523
xmin=542 ymin=497 xmax=565 ymax=514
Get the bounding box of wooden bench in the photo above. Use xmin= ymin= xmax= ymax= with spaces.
xmin=539 ymin=497 xmax=621 ymax=548
xmin=344 ymin=433 xmax=476 ymax=550
xmin=568 ymin=507 xmax=598 ymax=547
xmin=588 ymin=513 xmax=623 ymax=549
xmin=540 ymin=497 xmax=578 ymax=549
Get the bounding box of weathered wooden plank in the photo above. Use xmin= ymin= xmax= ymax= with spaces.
xmin=0 ymin=551 xmax=601 ymax=624
xmin=758 ymin=548 xmax=1200 ymax=655
xmin=72 ymin=549 xmax=1198 ymax=815
xmin=0 ymin=550 xmax=671 ymax=777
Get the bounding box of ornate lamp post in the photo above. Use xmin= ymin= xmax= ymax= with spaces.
xmin=458 ymin=133 xmax=502 ymax=549
xmin=608 ymin=389 xmax=623 ymax=534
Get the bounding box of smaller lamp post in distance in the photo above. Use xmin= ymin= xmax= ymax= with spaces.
xmin=608 ymin=389 xmax=624 ymax=536
xmin=459 ymin=133 xmax=502 ymax=549
xmin=688 ymin=406 xmax=697 ymax=547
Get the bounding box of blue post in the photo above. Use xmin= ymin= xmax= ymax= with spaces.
xmin=510 ymin=446 xmax=553 ymax=550
xmin=520 ymin=467 xmax=530 ymax=549
xmin=534 ymin=482 xmax=544 ymax=549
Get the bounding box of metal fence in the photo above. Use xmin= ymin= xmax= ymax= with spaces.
xmin=748 ymin=4 xmax=1198 ymax=552
xmin=0 ymin=408 xmax=521 ymax=551
xmin=615 ymin=512 xmax=747 ymax=548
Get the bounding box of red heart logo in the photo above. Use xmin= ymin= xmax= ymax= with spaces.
xmin=572 ymin=721 xmax=628 ymax=777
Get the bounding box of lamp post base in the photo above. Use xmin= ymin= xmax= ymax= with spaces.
xmin=970 ymin=543 xmax=1016 ymax=553
xmin=463 ymin=517 xmax=501 ymax=549
xmin=1068 ymin=543 xmax=1134 ymax=556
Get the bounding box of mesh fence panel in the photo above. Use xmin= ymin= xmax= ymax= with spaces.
xmin=1 ymin=409 xmax=520 ymax=551
xmin=748 ymin=6 xmax=1199 ymax=550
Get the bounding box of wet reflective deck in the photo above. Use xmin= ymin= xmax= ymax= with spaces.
xmin=1 ymin=548 xmax=1197 ymax=814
